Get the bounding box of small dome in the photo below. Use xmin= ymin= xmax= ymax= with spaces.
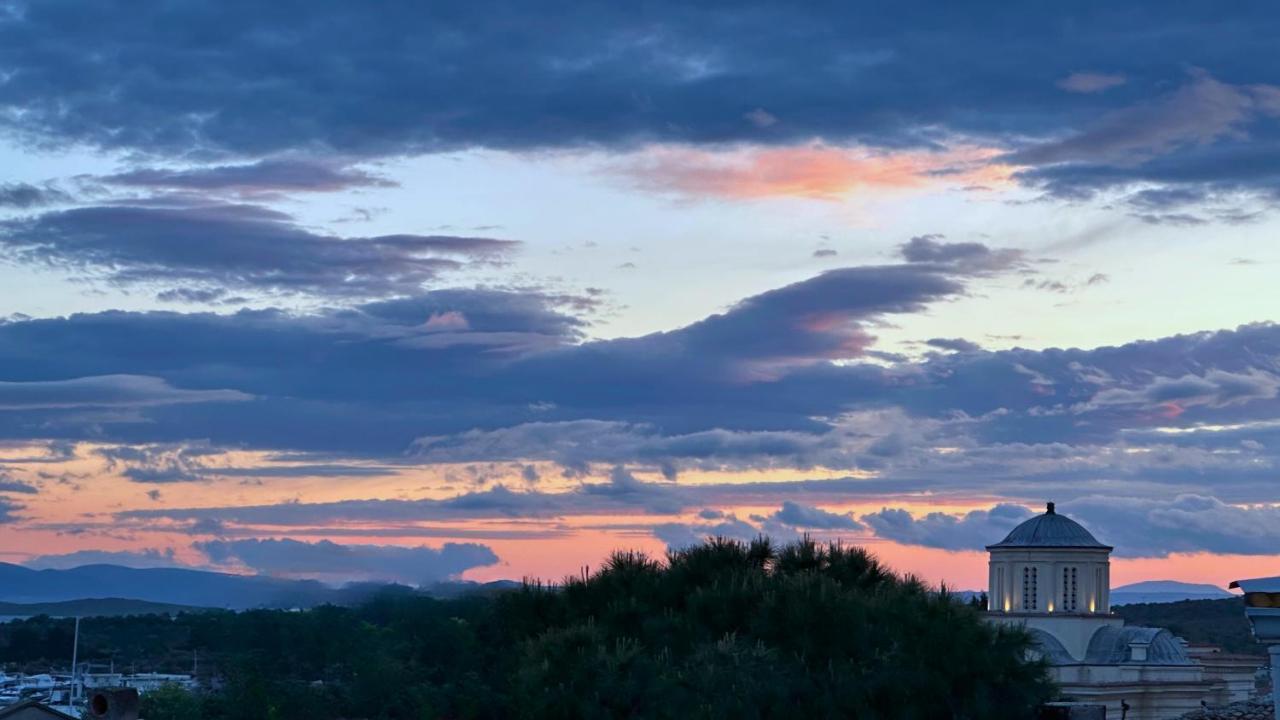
xmin=1084 ymin=626 xmax=1195 ymax=665
xmin=1026 ymin=628 xmax=1076 ymax=665
xmin=986 ymin=502 xmax=1112 ymax=550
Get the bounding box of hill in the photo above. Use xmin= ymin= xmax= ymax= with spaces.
xmin=0 ymin=562 xmax=528 ymax=611
xmin=0 ymin=597 xmax=208 ymax=619
xmin=0 ymin=563 xmax=440 ymax=609
xmin=1112 ymin=580 xmax=1234 ymax=606
xmin=1114 ymin=597 xmax=1262 ymax=656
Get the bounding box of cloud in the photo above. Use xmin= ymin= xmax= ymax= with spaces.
xmin=0 ymin=375 xmax=249 ymax=409
xmin=414 ymin=420 xmax=862 ymax=477
xmin=118 ymin=478 xmax=691 ymax=528
xmin=864 ymin=496 xmax=1280 ymax=558
xmin=0 ymin=202 xmax=517 ymax=300
xmin=2 ymin=2 xmax=1272 ymax=164
xmin=0 ymin=255 xmax=1276 ymax=512
xmin=925 ymin=337 xmax=982 ymax=353
xmin=97 ymin=159 xmax=396 ymax=196
xmin=1088 ymin=369 xmax=1280 ymax=412
xmin=744 ymin=108 xmax=779 ymax=128
xmin=0 ymin=476 xmax=38 ymax=494
xmin=0 ymin=182 xmax=71 ymax=208
xmin=653 ymin=517 xmax=767 ymax=549
xmin=898 ymin=235 xmax=1025 ymax=273
xmin=0 ymin=497 xmax=23 ymax=523
xmin=1057 ymin=73 xmax=1127 ymax=94
xmin=24 ymin=548 xmax=179 ymax=570
xmin=5 ymin=2 xmax=1280 ymax=218
xmin=194 ymin=537 xmax=498 ymax=584
xmin=616 ymin=144 xmax=1007 ymax=200
xmin=95 ymin=443 xmax=399 ymax=484
xmin=1061 ymin=494 xmax=1280 ymax=557
xmin=768 ymin=501 xmax=865 ymax=530
xmin=1013 ymin=71 xmax=1280 ymax=210
xmin=1015 ymin=71 xmax=1276 ymax=167
xmin=861 ymin=504 xmax=1035 ymax=551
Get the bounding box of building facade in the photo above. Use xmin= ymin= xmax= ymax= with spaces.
xmin=984 ymin=503 xmax=1258 ymax=720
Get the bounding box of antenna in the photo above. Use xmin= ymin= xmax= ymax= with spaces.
xmin=71 ymin=617 xmax=81 ymax=703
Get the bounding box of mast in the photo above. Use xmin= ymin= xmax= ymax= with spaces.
xmin=70 ymin=617 xmax=80 ymax=702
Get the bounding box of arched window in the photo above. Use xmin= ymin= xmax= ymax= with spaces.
xmin=1062 ymin=567 xmax=1078 ymax=611
xmin=1022 ymin=566 xmax=1038 ymax=610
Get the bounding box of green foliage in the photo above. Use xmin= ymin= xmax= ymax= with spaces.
xmin=1115 ymin=597 xmax=1263 ymax=656
xmin=0 ymin=538 xmax=1053 ymax=719
xmin=138 ymin=684 xmax=206 ymax=720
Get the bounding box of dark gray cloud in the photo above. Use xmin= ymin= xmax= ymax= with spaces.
xmin=95 ymin=444 xmax=399 ymax=484
xmin=768 ymin=501 xmax=864 ymax=530
xmin=98 ymin=159 xmax=396 ymax=196
xmin=925 ymin=337 xmax=982 ymax=353
xmin=0 ymin=476 xmax=38 ymax=494
xmin=0 ymin=375 xmax=249 ymax=409
xmin=4 ymin=2 xmax=1279 ymax=219
xmin=155 ymin=287 xmax=242 ymax=305
xmin=898 ymin=235 xmax=1025 ymax=272
xmin=0 ymin=253 xmax=1276 ymax=511
xmin=1060 ymin=494 xmax=1280 ymax=557
xmin=118 ymin=480 xmax=686 ymax=527
xmin=194 ymin=537 xmax=498 ymax=584
xmin=1088 ymin=369 xmax=1280 ymax=410
xmin=862 ymin=495 xmax=1280 ymax=558
xmin=414 ymin=420 xmax=861 ymax=478
xmin=0 ymin=202 xmax=517 ymax=299
xmin=0 ymin=182 xmax=71 ymax=209
xmin=1 ymin=1 xmax=1273 ymax=162
xmin=652 ymin=500 xmax=865 ymax=549
xmin=0 ymin=497 xmax=23 ymax=523
xmin=653 ymin=517 xmax=768 ymax=550
xmin=1012 ymin=71 xmax=1280 ymax=213
xmin=1012 ymin=71 xmax=1274 ymax=168
xmin=861 ymin=504 xmax=1035 ymax=551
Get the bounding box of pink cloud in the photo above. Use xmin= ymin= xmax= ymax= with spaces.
xmin=422 ymin=311 xmax=470 ymax=332
xmin=616 ymin=143 xmax=1011 ymax=201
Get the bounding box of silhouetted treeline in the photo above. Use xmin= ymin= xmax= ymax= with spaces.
xmin=2 ymin=538 xmax=1053 ymax=719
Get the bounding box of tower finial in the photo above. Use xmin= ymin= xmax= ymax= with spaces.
xmin=1046 ymin=501 xmax=1056 ymax=514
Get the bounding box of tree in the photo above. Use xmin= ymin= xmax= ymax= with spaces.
xmin=138 ymin=684 xmax=203 ymax=720
xmin=505 ymin=537 xmax=1054 ymax=720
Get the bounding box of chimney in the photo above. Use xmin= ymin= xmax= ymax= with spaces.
xmin=86 ymin=689 xmax=140 ymax=720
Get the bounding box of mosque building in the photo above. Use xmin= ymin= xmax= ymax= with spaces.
xmin=984 ymin=503 xmax=1259 ymax=719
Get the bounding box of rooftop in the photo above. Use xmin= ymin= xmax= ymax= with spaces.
xmin=986 ymin=502 xmax=1112 ymax=551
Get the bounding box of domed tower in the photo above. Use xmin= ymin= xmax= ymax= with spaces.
xmin=986 ymin=502 xmax=1112 ymax=615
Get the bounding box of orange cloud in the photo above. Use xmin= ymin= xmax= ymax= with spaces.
xmin=617 ymin=143 xmax=1012 ymax=200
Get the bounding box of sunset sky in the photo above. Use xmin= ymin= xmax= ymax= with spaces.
xmin=1 ymin=1 xmax=1279 ymax=591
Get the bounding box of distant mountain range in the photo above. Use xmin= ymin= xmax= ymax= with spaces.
xmin=0 ymin=562 xmax=1232 ymax=614
xmin=1111 ymin=580 xmax=1235 ymax=606
xmin=951 ymin=580 xmax=1235 ymax=608
xmin=0 ymin=562 xmax=521 ymax=612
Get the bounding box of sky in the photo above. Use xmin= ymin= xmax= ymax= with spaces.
xmin=1 ymin=0 xmax=1279 ymax=591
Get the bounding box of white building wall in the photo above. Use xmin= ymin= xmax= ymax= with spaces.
xmin=988 ymin=548 xmax=1110 ymax=617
